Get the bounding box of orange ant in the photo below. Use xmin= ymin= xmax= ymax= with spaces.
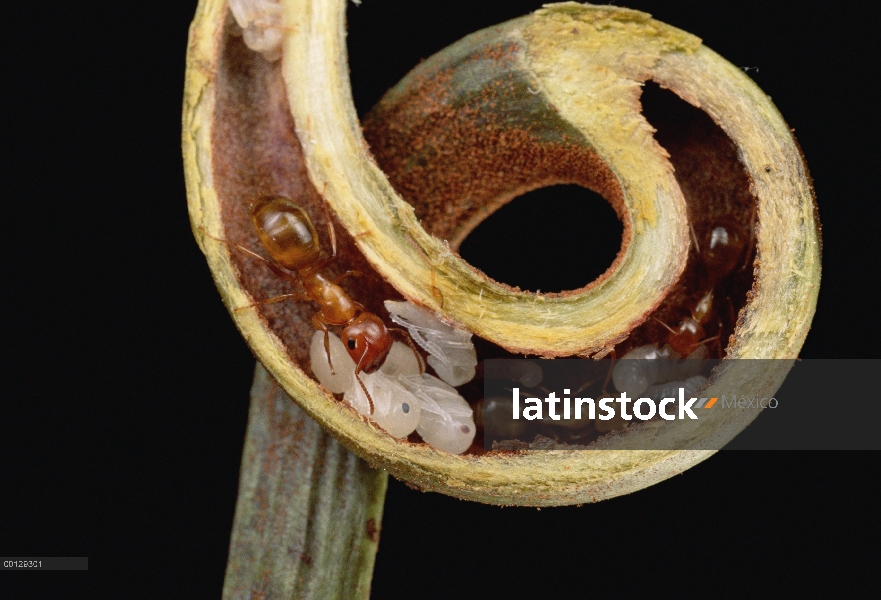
xmin=654 ymin=213 xmax=754 ymax=356
xmin=202 ymin=196 xmax=420 ymax=414
xmin=654 ymin=290 xmax=718 ymax=356
xmin=701 ymin=215 xmax=753 ymax=286
xmin=607 ymin=210 xmax=756 ymax=398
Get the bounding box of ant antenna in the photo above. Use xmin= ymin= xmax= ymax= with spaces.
xmin=354 ymin=349 xmax=375 ymax=415
xmin=652 ymin=316 xmax=678 ymax=335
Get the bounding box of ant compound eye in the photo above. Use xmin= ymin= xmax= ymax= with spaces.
xmin=402 ymin=402 xmax=410 ymax=414
xmin=348 ymin=337 xmax=357 ymax=350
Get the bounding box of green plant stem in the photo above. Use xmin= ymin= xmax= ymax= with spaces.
xmin=223 ymin=363 xmax=387 ymax=599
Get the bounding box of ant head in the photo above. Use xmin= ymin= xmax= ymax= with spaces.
xmin=669 ymin=317 xmax=705 ymax=356
xmin=250 ymin=196 xmax=321 ymax=271
xmin=341 ymin=313 xmax=393 ymax=374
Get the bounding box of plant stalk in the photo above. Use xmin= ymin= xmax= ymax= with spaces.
xmin=223 ymin=363 xmax=387 ymax=600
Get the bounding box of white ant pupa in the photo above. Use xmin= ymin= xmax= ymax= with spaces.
xmin=310 ymin=331 xmax=421 ymax=439
xmin=384 ymin=300 xmax=477 ymax=387
xmin=488 ymin=360 xmax=543 ymax=388
xmin=346 ymin=369 xmax=423 ymax=440
xmin=228 ymin=0 xmax=284 ymax=62
xmin=611 ymin=343 xmax=707 ymax=398
xmin=396 ymin=374 xmax=476 ymax=455
xmin=310 ymin=331 xmax=476 ymax=453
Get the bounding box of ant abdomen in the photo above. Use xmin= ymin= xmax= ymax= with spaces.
xmin=701 ymin=217 xmax=748 ymax=285
xmin=250 ymin=196 xmax=321 ymax=272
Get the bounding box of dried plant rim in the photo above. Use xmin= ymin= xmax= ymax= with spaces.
xmin=285 ymin=0 xmax=693 ymax=357
xmin=184 ymin=0 xmax=820 ymax=505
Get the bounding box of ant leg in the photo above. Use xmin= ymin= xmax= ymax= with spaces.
xmin=689 ymin=220 xmax=701 ymax=254
xmin=300 ymin=204 xmax=339 ymax=277
xmin=429 ymin=265 xmax=443 ymax=308
xmin=388 ymin=327 xmax=425 ymax=375
xmin=301 ymin=199 xmax=338 ymax=276
xmin=722 ymin=296 xmax=737 ymax=340
xmin=535 ymin=385 xmax=553 ymax=397
xmin=235 ymin=292 xmax=309 ymax=312
xmin=353 ymin=351 xmax=375 ymax=414
xmin=693 ymin=334 xmax=721 ymax=353
xmin=312 ymin=316 xmax=335 ymax=375
xmin=574 ymin=375 xmax=603 ymax=396
xmin=325 ymin=204 xmax=338 ymax=260
xmin=266 ymin=24 xmax=298 ymax=34
xmin=306 ymin=256 xmax=335 ymax=276
xmin=600 ymin=350 xmax=616 ymax=397
xmin=199 ymin=226 xmax=301 ymax=286
xmin=686 ymin=334 xmax=722 ymax=360
xmin=405 ymin=233 xmax=444 ymax=308
xmin=331 ymin=270 xmax=361 ymax=285
xmin=354 ymin=372 xmax=375 ymax=415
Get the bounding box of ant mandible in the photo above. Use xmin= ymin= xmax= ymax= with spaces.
xmin=204 ymin=195 xmax=419 ymax=414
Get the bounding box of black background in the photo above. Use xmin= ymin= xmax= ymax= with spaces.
xmin=2 ymin=1 xmax=877 ymax=597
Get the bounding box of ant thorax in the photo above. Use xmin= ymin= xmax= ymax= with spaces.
xmin=307 ymin=273 xmax=358 ymax=326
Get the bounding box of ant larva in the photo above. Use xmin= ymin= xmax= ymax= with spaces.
xmin=202 ymin=195 xmax=420 ymax=414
